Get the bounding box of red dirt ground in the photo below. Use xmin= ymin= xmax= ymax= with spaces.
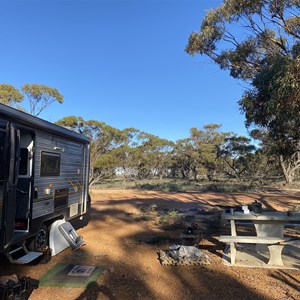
xmin=1 ymin=189 xmax=300 ymax=300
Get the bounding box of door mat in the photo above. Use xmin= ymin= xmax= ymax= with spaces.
xmin=39 ymin=263 xmax=105 ymax=288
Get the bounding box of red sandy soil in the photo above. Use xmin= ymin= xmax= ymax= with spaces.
xmin=1 ymin=189 xmax=300 ymax=300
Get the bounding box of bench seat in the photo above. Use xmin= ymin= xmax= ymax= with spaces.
xmin=219 ymin=235 xmax=291 ymax=244
xmin=219 ymin=235 xmax=294 ymax=266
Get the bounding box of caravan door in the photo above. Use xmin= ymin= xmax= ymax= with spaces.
xmin=0 ymin=123 xmax=20 ymax=249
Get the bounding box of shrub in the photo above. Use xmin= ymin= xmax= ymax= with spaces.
xmin=158 ymin=210 xmax=182 ymax=230
xmin=134 ymin=214 xmax=154 ymax=222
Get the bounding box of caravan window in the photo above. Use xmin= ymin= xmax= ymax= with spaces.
xmin=40 ymin=152 xmax=60 ymax=176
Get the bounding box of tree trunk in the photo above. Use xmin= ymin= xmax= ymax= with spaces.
xmin=279 ymin=155 xmax=294 ymax=184
xmin=279 ymin=151 xmax=300 ymax=184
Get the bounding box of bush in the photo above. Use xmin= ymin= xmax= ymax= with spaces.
xmin=158 ymin=210 xmax=182 ymax=230
xmin=134 ymin=214 xmax=154 ymax=222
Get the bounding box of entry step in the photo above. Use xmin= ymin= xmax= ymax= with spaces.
xmin=7 ymin=244 xmax=43 ymax=264
xmin=14 ymin=252 xmax=43 ymax=264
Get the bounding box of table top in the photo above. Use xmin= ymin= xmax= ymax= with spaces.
xmin=221 ymin=211 xmax=300 ymax=222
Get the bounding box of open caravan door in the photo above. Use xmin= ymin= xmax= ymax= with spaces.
xmin=0 ymin=122 xmax=20 ymax=250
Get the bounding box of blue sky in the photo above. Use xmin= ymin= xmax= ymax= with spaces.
xmin=0 ymin=0 xmax=247 ymax=141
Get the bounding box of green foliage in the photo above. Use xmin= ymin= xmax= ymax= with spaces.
xmin=55 ymin=116 xmax=85 ymax=133
xmin=240 ymin=55 xmax=300 ymax=155
xmin=134 ymin=214 xmax=154 ymax=222
xmin=159 ymin=210 xmax=182 ymax=230
xmin=218 ymin=135 xmax=256 ymax=181
xmin=124 ymin=132 xmax=175 ymax=179
xmin=21 ymin=84 xmax=63 ymax=116
xmin=95 ymin=177 xmax=283 ymax=193
xmin=0 ymin=84 xmax=24 ymax=105
xmin=245 ymin=149 xmax=279 ymax=184
xmin=56 ymin=116 xmax=140 ymax=186
xmin=190 ymin=124 xmax=231 ymax=180
xmin=0 ymin=83 xmax=63 ymax=116
xmin=186 ymin=0 xmax=300 ymax=183
xmin=186 ymin=0 xmax=300 ymax=80
xmin=56 ymin=115 xmax=281 ymax=186
xmin=171 ymin=138 xmax=197 ymax=179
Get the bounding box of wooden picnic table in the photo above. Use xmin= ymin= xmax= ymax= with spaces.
xmin=219 ymin=211 xmax=300 ymax=266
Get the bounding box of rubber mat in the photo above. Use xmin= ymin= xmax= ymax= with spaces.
xmin=39 ymin=263 xmax=105 ymax=288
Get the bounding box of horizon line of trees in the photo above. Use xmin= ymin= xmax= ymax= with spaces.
xmin=55 ymin=118 xmax=294 ymax=187
xmin=0 ymin=83 xmax=298 ymax=188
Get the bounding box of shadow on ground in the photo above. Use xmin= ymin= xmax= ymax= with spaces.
xmin=0 ymin=190 xmax=299 ymax=299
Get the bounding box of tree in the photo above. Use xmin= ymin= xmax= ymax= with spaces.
xmin=249 ymin=128 xmax=300 ymax=184
xmin=172 ymin=138 xmax=199 ymax=179
xmin=0 ymin=84 xmax=24 ymax=105
xmin=245 ymin=150 xmax=280 ymax=185
xmin=190 ymin=124 xmax=230 ymax=180
xmin=240 ymin=54 xmax=300 ymax=183
xmin=22 ymin=84 xmax=63 ymax=116
xmin=112 ymin=128 xmax=141 ymax=178
xmin=186 ymin=0 xmax=300 ymax=183
xmin=186 ymin=0 xmax=300 ymax=80
xmin=139 ymin=133 xmax=174 ymax=180
xmin=218 ymin=135 xmax=256 ymax=181
xmin=56 ymin=116 xmax=131 ymax=186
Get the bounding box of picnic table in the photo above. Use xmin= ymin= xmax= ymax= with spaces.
xmin=219 ymin=211 xmax=300 ymax=266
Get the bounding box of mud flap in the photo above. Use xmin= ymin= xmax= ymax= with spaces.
xmin=49 ymin=220 xmax=85 ymax=256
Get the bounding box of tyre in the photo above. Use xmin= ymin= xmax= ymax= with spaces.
xmin=28 ymin=224 xmax=49 ymax=252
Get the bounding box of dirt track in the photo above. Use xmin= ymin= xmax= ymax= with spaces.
xmin=1 ymin=189 xmax=300 ymax=299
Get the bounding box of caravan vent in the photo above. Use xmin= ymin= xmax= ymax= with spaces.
xmin=69 ymin=203 xmax=79 ymax=217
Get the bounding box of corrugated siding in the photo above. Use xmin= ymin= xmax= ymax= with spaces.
xmin=32 ymin=130 xmax=85 ymax=219
xmin=32 ymin=199 xmax=54 ymax=218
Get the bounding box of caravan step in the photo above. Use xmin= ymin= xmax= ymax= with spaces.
xmin=12 ymin=251 xmax=43 ymax=264
xmin=7 ymin=244 xmax=43 ymax=264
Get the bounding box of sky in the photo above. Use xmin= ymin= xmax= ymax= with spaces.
xmin=0 ymin=0 xmax=248 ymax=142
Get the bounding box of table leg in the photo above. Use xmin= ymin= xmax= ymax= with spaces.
xmin=230 ymin=242 xmax=236 ymax=265
xmin=254 ymin=221 xmax=285 ymax=252
xmin=230 ymin=220 xmax=237 ymax=236
xmin=267 ymin=244 xmax=285 ymax=266
xmin=253 ymin=221 xmax=284 ymax=237
xmin=230 ymin=220 xmax=237 ymax=265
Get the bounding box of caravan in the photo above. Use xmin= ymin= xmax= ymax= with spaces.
xmin=0 ymin=104 xmax=90 ymax=263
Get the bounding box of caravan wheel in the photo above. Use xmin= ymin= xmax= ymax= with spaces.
xmin=29 ymin=224 xmax=49 ymax=252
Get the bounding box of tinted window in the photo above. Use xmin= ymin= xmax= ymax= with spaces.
xmin=40 ymin=152 xmax=60 ymax=176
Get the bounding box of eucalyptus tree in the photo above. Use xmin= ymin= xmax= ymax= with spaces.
xmin=186 ymin=0 xmax=300 ymax=183
xmin=131 ymin=132 xmax=174 ymax=179
xmin=0 ymin=84 xmax=24 ymax=106
xmin=250 ymin=129 xmax=296 ymax=183
xmin=218 ymin=135 xmax=256 ymax=181
xmin=113 ymin=127 xmax=141 ymax=178
xmin=172 ymin=138 xmax=198 ymax=179
xmin=22 ymin=84 xmax=63 ymax=116
xmin=190 ymin=124 xmax=230 ymax=180
xmin=245 ymin=150 xmax=280 ymax=185
xmin=56 ymin=116 xmax=128 ymax=186
xmin=240 ymin=55 xmax=300 ymax=183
